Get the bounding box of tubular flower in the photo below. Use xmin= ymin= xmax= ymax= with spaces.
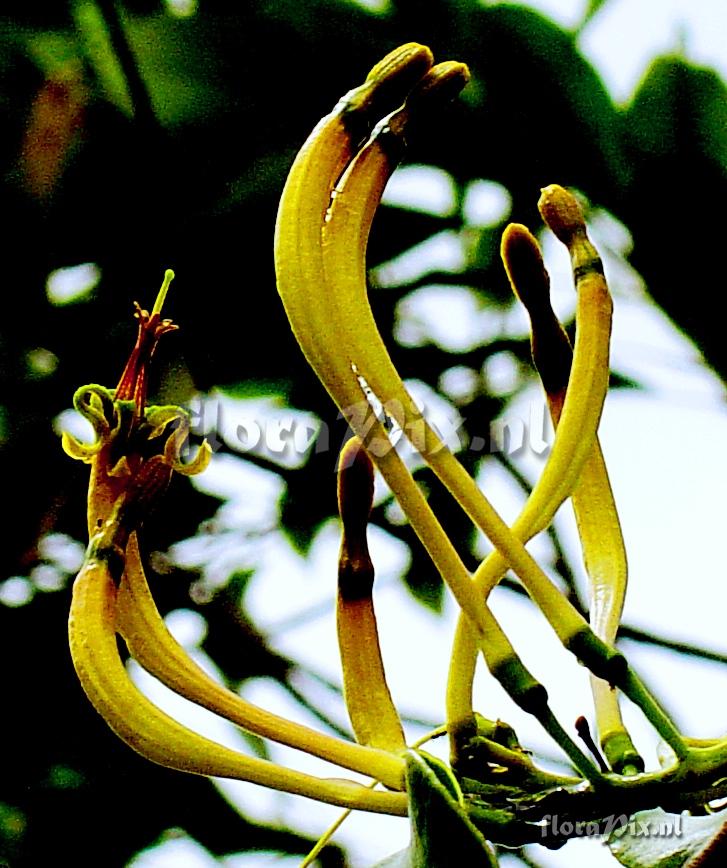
xmin=65 ymin=43 xmax=727 ymax=860
xmin=275 ymin=42 xmax=685 ymax=775
xmin=336 ymin=435 xmax=406 ymax=754
xmin=273 ymin=42 xmax=727 ymax=847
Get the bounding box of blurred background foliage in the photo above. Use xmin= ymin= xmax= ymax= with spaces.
xmin=2 ymin=1 xmax=727 ymax=865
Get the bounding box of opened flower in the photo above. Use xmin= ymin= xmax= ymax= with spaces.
xmin=65 ymin=270 xmax=407 ymax=814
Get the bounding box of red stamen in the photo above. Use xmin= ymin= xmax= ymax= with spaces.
xmin=115 ymin=271 xmax=178 ymax=413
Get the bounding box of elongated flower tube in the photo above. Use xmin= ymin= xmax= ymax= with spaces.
xmin=499 ymin=221 xmax=643 ymax=775
xmin=275 ymin=41 xmax=434 ymax=398
xmin=446 ymin=189 xmax=686 ymax=762
xmin=324 ymin=167 xmax=612 ymax=645
xmin=279 ymin=49 xmax=632 ymax=705
xmin=337 ymin=436 xmax=406 ymax=753
xmin=65 ymin=272 xmax=408 ymax=812
xmin=277 ymin=52 xmax=613 ymax=781
xmin=447 ymin=210 xmax=620 ymax=739
xmin=276 ymin=57 xmax=496 ymax=649
xmin=116 ymin=531 xmax=406 ymax=788
xmin=70 ymin=518 xmax=407 ymax=813
xmin=275 ymin=50 xmax=688 ymax=771
xmin=63 ymin=46 xmax=727 ymax=856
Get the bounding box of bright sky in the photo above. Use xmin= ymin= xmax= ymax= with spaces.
xmin=118 ymin=3 xmax=727 ymax=867
xmin=498 ymin=0 xmax=727 ymax=103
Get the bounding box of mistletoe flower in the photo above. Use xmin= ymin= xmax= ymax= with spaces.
xmin=65 ymin=271 xmax=410 ymax=813
xmin=64 ymin=43 xmax=727 ymax=865
xmin=62 ymin=269 xmax=208 ymax=536
xmin=274 ymin=39 xmax=727 ymax=851
xmin=273 ymin=41 xmax=682 ymax=780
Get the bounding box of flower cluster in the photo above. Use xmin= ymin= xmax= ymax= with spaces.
xmin=65 ymin=43 xmax=727 ymax=861
xmin=65 ymin=270 xmax=408 ymax=816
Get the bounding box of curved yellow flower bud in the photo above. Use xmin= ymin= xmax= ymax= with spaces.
xmin=276 ymin=54 xmax=611 ymax=780
xmin=289 ymin=64 xmax=614 ymax=661
xmin=275 ymin=42 xmax=434 ymax=401
xmin=336 ymin=436 xmax=406 ymax=753
xmin=115 ymin=532 xmax=406 ymax=789
xmin=70 ymin=529 xmax=407 ymax=814
xmin=499 ymin=222 xmax=642 ymax=774
xmin=449 ymin=195 xmax=686 ymax=762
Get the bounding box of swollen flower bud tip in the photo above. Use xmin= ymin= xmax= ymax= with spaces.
xmin=409 ymin=60 xmax=471 ymax=107
xmin=385 ymin=61 xmax=471 ymax=140
xmin=538 ymin=184 xmax=586 ymax=245
xmin=500 ymin=223 xmax=550 ymax=315
xmin=353 ymin=43 xmax=435 ymax=132
xmin=337 ymin=436 xmax=374 ymax=538
xmin=365 ymin=42 xmax=434 ymax=87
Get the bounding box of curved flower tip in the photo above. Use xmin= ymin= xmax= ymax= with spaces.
xmin=500 ymin=224 xmax=572 ymax=396
xmin=406 ymin=60 xmax=471 ymax=112
xmin=141 ymin=404 xmax=212 ymax=477
xmin=500 ymin=223 xmax=550 ymax=315
xmin=61 ymin=384 xmax=117 ymax=462
xmin=164 ymin=416 xmax=212 ymax=477
xmin=364 ymin=42 xmax=434 ymax=97
xmin=337 ymin=436 xmax=374 ymax=541
xmin=383 ymin=60 xmax=471 ymax=142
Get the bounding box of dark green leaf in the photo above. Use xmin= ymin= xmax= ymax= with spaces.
xmin=621 ymin=55 xmax=727 ymax=381
xmin=466 ymin=5 xmax=629 ymax=195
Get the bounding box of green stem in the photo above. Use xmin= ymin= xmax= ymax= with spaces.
xmin=619 ymin=668 xmax=689 ymax=761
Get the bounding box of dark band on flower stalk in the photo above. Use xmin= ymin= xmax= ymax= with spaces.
xmin=374 ymin=60 xmax=471 ymax=160
xmin=86 ymin=536 xmax=126 ymax=584
xmin=337 ymin=435 xmax=375 ymax=601
xmin=490 ymin=658 xmax=548 ymax=715
xmin=490 ymin=658 xmax=604 ymax=780
xmin=503 ymin=216 xmax=646 ymax=775
xmin=500 ymin=224 xmax=572 ymax=395
xmin=337 ymin=537 xmax=375 ymax=602
xmin=565 ymin=628 xmax=628 ymax=685
xmin=538 ymin=186 xmax=607 ymax=295
xmin=574 ymin=259 xmax=605 ymax=281
xmin=336 ymin=436 xmax=405 ymax=752
xmin=338 ymin=43 xmax=434 ymax=152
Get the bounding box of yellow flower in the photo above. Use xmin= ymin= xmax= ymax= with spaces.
xmin=273 ymin=42 xmax=671 ymax=780
xmin=64 ymin=43 xmax=727 ymax=861
xmin=65 ymin=269 xmax=407 ymax=815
